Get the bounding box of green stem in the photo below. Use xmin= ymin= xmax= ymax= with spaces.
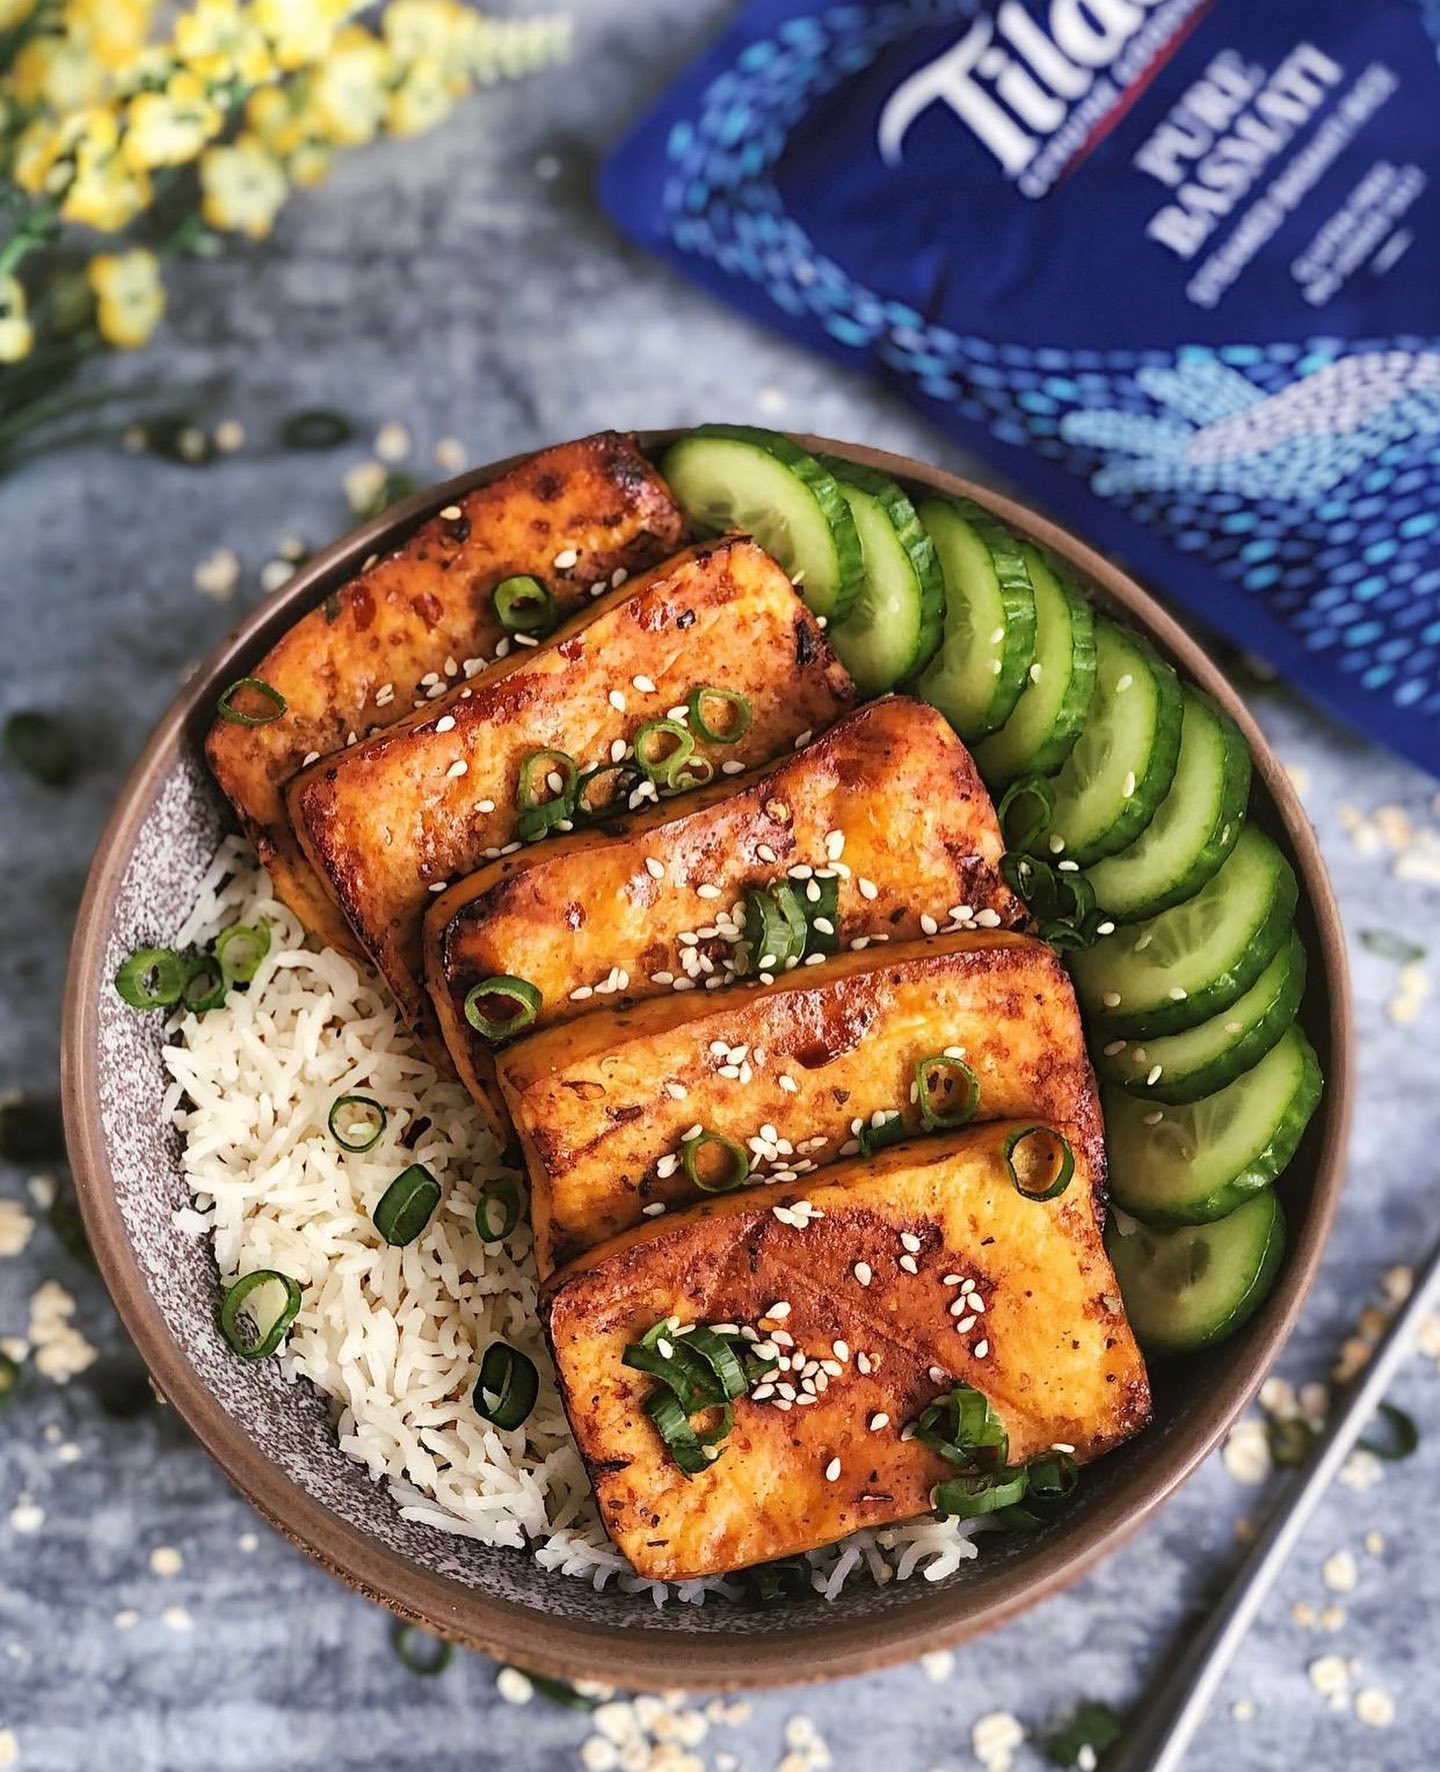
xmin=0 ymin=418 xmax=133 ymax=474
xmin=0 ymin=375 xmax=196 ymax=450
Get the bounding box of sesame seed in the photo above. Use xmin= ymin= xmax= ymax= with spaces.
xmin=825 ymin=830 xmax=845 ymax=860
xmin=857 ymin=1351 xmax=873 ymax=1374
xmin=1048 ymin=833 xmax=1066 ymax=855
xmin=1115 ymin=673 xmax=1133 ymax=692
xmin=1146 ymin=1064 xmax=1163 ymax=1086
xmin=813 ymin=917 xmax=835 ymax=936
xmin=1169 ymin=986 xmax=1188 ymax=1000
xmin=989 ymin=659 xmax=1003 ymax=675
xmin=644 ymin=857 xmax=665 ymax=880
xmin=570 ymin=985 xmax=593 ymax=1001
xmin=632 ymin=675 xmax=656 ymax=693
xmin=665 ymin=1082 xmax=688 ymax=1100
xmin=974 ymin=1339 xmax=989 ymax=1358
xmin=899 ymin=1255 xmax=919 ymax=1275
xmin=854 ymin=1262 xmax=872 ymax=1286
xmin=642 ymin=1202 xmax=666 ymax=1217
xmin=1103 ymin=1039 xmax=1127 ymax=1057
xmin=824 ymin=1457 xmax=842 ymax=1482
xmin=793 ymin=730 xmax=812 ymax=750
xmin=1029 ymin=662 xmax=1043 ymax=682
xmin=427 ymin=881 xmax=449 ymax=893
xmin=696 ymin=884 xmax=721 ymax=900
xmin=1097 ymin=920 xmax=1116 ymax=935
xmin=900 ymin=1232 xmax=922 ymax=1253
xmin=553 ymin=547 xmax=579 ymax=570
xmin=1102 ymin=991 xmax=1121 ymax=1008
xmin=869 ymin=1413 xmax=889 ymax=1432
xmin=435 ymin=714 xmax=456 ymax=733
xmin=302 ymin=751 xmax=321 ymax=766
xmin=446 ymin=760 xmax=468 ymax=778
xmin=766 ymin=1301 xmax=792 ymax=1319
xmin=953 ymin=1314 xmax=977 ymax=1332
xmin=1122 ymin=771 xmax=1137 ymax=798
xmin=857 ymin=877 xmax=878 ymax=900
xmin=608 ymin=690 xmax=626 ymax=713
xmin=832 ymin=1340 xmax=849 ymax=1361
xmin=920 ymin=913 xmax=939 ymax=936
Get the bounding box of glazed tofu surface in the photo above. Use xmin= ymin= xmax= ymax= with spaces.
xmin=545 ymin=1121 xmax=1150 ymax=1581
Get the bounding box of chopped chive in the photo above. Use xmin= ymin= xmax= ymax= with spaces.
xmin=915 ymin=1053 xmax=980 ymax=1131
xmin=4 ymin=711 xmax=76 ymax=787
xmin=475 ymin=1176 xmax=521 ymax=1242
xmin=858 ymin=1114 xmax=906 ymax=1159
xmin=680 ymin=1326 xmax=750 ymax=1402
xmin=354 ymin=469 xmax=419 ymax=520
xmin=997 ymin=774 xmax=1054 ymax=851
xmin=681 ymin=1130 xmax=749 ymax=1194
xmin=933 ymin=1465 xmax=1031 ymax=1517
xmin=279 ymin=408 xmax=355 ymax=450
xmin=215 ymin=921 xmax=270 ymax=985
xmin=1361 ymin=1401 xmax=1419 ymax=1462
xmin=216 ymin=677 xmax=287 ymax=727
xmin=738 ymin=1556 xmax=812 ymax=1607
xmin=389 ymin=1619 xmax=453 ymax=1675
xmin=632 ymin=718 xmax=695 ymax=786
xmin=492 ymin=574 xmax=557 ymax=635
xmin=644 ymin=1388 xmax=716 ymax=1477
xmin=1266 ymin=1416 xmax=1315 ymax=1468
xmin=114 ymin=946 xmax=189 ymax=1009
xmin=328 ymin=1094 xmax=386 ymax=1153
xmin=218 ymin=1270 xmax=302 ymax=1360
xmin=1043 ymin=1700 xmax=1125 ymax=1768
xmin=474 ymin=1341 xmax=538 ymax=1431
xmin=463 ymin=975 xmax=541 ymax=1041
xmin=915 ymin=1383 xmax=1008 ymax=1469
xmin=686 ymin=685 xmax=753 ymax=744
xmin=181 ymin=954 xmax=227 ymax=1013
xmin=373 ymin=1164 xmax=441 ymax=1247
xmin=516 ymin=747 xmax=579 ymax=840
xmin=1004 ymin=1125 xmax=1075 ymax=1202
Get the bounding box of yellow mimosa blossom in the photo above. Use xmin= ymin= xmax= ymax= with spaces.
xmin=60 ymin=108 xmax=152 ymax=231
xmin=65 ymin=0 xmax=156 ymax=70
xmin=382 ymin=0 xmax=466 ymax=64
xmin=9 ymin=36 xmax=110 ymax=112
xmin=386 ymin=54 xmax=454 ymax=137
xmin=246 ymin=84 xmax=331 ymax=187
xmin=88 ymin=248 xmax=166 ymax=349
xmin=0 ymin=275 xmax=33 ymax=365
xmin=308 ymin=24 xmax=390 ymax=146
xmin=200 ymin=132 xmax=288 ymax=236
xmin=254 ymin=0 xmax=354 ymax=73
xmin=173 ymin=0 xmax=274 ymax=86
xmin=0 ymin=0 xmax=37 ymax=34
xmin=10 ymin=118 xmax=68 ymax=196
xmin=123 ymin=70 xmax=222 ymax=169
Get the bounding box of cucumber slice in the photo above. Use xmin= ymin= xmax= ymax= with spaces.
xmin=975 ymin=550 xmax=1096 ymax=787
xmin=1105 ymin=1027 xmax=1322 ymax=1225
xmin=1105 ymin=1191 xmax=1286 ymax=1354
xmin=1083 ymin=689 xmax=1251 ymax=924
xmin=1072 ymin=827 xmax=1297 ymax=1038
xmin=1096 ymin=931 xmax=1306 ymax=1105
xmin=1034 ymin=622 xmax=1182 ymax=866
xmin=661 ymin=425 xmax=864 ymax=622
xmin=819 ymin=458 xmax=944 ymax=695
xmin=914 ymin=499 xmax=1037 ymax=741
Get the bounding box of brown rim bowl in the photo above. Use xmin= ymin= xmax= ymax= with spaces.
xmin=62 ymin=432 xmax=1351 ymax=1688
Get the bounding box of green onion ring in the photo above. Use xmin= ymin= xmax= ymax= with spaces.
xmin=682 ymin=1327 xmax=750 ymax=1402
xmin=492 ymin=574 xmax=556 ymax=635
xmin=669 ymin=755 xmax=716 ymax=791
xmin=181 ymin=953 xmax=227 ymax=1013
xmin=463 ymin=975 xmax=541 ymax=1040
xmin=216 ymin=677 xmax=287 ymax=726
xmin=516 ymin=748 xmax=579 ymax=840
xmin=575 ymin=760 xmax=640 ymax=818
xmin=632 ymin=718 xmax=695 ymax=785
xmin=915 ymin=1383 xmax=1008 ymax=1468
xmin=218 ymin=1270 xmax=302 ymax=1360
xmin=933 ymin=1465 xmax=1032 ymax=1518
xmin=1044 ymin=1701 xmax=1125 ymax=1768
xmin=858 ymin=1114 xmax=906 ymax=1159
xmin=997 ymin=775 xmax=1054 ymax=851
xmin=915 ymin=1053 xmax=980 ymax=1131
xmin=372 ymin=1164 xmax=441 ymax=1247
xmin=743 ymin=886 xmax=802 ymax=975
xmin=1361 ymin=1401 xmax=1420 ymax=1462
xmin=474 ymin=1341 xmax=539 ymax=1431
xmin=389 ymin=1619 xmax=453 ymax=1675
xmin=114 ymin=946 xmax=189 ymax=1009
xmin=1266 ymin=1416 xmax=1315 ymax=1468
xmin=0 ymin=1349 xmax=19 ymax=1407
xmin=475 ymin=1176 xmax=521 ymax=1242
xmin=215 ymin=920 xmax=271 ymax=985
xmin=681 ymin=1130 xmax=749 ymax=1195
xmin=686 ymin=685 xmax=753 ymax=744
xmin=280 ymin=408 xmax=355 ymax=450
xmin=328 ymin=1094 xmax=386 ymax=1153
xmin=623 ymin=1340 xmax=717 ymax=1415
xmin=1004 ymin=1125 xmax=1075 ymax=1201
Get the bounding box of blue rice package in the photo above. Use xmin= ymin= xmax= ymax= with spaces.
xmin=602 ymin=1 xmax=1440 ymax=775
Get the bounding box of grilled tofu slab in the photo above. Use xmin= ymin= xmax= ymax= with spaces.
xmin=206 ymin=433 xmax=686 ymax=954
xmin=500 ymin=931 xmax=1101 ymax=1275
xmin=546 ymin=1120 xmax=1150 ymax=1581
xmin=290 ymin=537 xmax=855 ymax=1052
xmin=425 ymin=697 xmax=1024 ymax=1127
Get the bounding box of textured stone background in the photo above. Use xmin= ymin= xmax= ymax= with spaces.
xmin=3 ymin=6 xmax=1440 ymax=1768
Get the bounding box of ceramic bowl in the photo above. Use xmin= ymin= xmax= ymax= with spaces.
xmin=63 ymin=433 xmax=1350 ymax=1687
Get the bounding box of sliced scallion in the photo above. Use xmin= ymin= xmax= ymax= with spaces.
xmin=474 ymin=1341 xmax=539 ymax=1431
xmin=801 ymin=873 xmax=840 ymax=955
xmin=492 ymin=574 xmax=557 ymax=636
xmin=670 ymin=755 xmax=716 ymax=791
xmin=523 ymin=1671 xmax=600 ymax=1711
xmin=463 ymin=975 xmax=541 ymax=1041
xmin=0 ymin=1094 xmax=63 ymax=1164
xmin=997 ymin=774 xmax=1054 ymax=852
xmin=575 ymin=760 xmax=639 ymax=819
xmin=181 ymin=954 xmax=227 ymax=1013
xmin=915 ymin=1053 xmax=980 ymax=1131
xmin=632 ymin=718 xmax=695 ymax=786
xmin=328 ymin=1094 xmax=386 ymax=1153
xmin=114 ymin=946 xmax=189 ymax=1009
xmin=4 ymin=711 xmax=76 ymax=787
xmin=681 ymin=1130 xmax=749 ymax=1195
xmin=373 ymin=1164 xmax=441 ymax=1246
xmin=915 ymin=1383 xmax=1008 ymax=1469
xmin=280 ymin=408 xmax=355 ymax=450
xmin=516 ymin=747 xmax=579 ymax=841
xmin=686 ymin=685 xmax=753 ymax=744
xmin=644 ymin=1388 xmax=714 ymax=1476
xmin=218 ymin=1269 xmax=302 ymax=1360
xmin=216 ymin=677 xmax=287 ymax=727
xmin=215 ymin=920 xmax=270 ymax=985
xmin=743 ymin=885 xmax=804 ymax=975
xmin=390 ymin=1619 xmax=453 ymax=1675
xmin=933 ymin=1465 xmax=1031 ymax=1518
xmin=1043 ymin=1700 xmax=1124 ymax=1768
xmin=1266 ymin=1416 xmax=1314 ymax=1468
xmin=1005 ymin=1125 xmax=1075 ymax=1202
xmin=475 ymin=1176 xmax=521 ymax=1242
xmin=682 ymin=1326 xmax=750 ymax=1402
xmin=739 ymin=1557 xmax=812 ymax=1607
xmin=1361 ymin=1401 xmax=1419 ymax=1462
xmin=858 ymin=1114 xmax=906 ymax=1159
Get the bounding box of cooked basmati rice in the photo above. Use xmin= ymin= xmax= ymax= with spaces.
xmin=164 ymin=837 xmax=983 ymax=1601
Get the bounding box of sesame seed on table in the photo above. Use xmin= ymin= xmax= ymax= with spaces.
xmin=2 ymin=2 xmax=1440 ymax=1765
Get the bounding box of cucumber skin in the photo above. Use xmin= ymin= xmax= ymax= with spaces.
xmin=1085 ymin=696 xmax=1252 ymax=925
xmin=1102 ymin=933 xmax=1308 ymax=1105
xmin=1104 ymin=1034 xmax=1323 ymax=1226
xmin=1083 ymin=835 xmax=1299 ymax=1039
xmin=975 ymin=552 xmax=1096 ymax=787
xmin=663 ymin=426 xmax=865 ymax=623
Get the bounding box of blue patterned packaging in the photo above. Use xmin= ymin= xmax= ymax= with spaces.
xmin=603 ymin=0 xmax=1440 ymax=775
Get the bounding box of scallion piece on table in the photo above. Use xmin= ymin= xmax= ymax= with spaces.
xmin=215 ymin=920 xmax=270 ymax=985
xmin=1043 ymin=1700 xmax=1125 ymax=1768
xmin=1361 ymin=1401 xmax=1420 ymax=1462
xmin=218 ymin=1270 xmax=302 ymax=1360
xmin=474 ymin=1341 xmax=539 ymax=1431
xmin=328 ymin=1094 xmax=386 ymax=1153
xmin=0 ymin=1094 xmax=63 ymax=1164
xmin=681 ymin=1130 xmax=749 ymax=1194
xmin=492 ymin=574 xmax=556 ymax=635
xmin=4 ymin=710 xmax=77 ymax=787
xmin=463 ymin=975 xmax=541 ymax=1041
xmin=516 ymin=747 xmax=579 ymax=840
xmin=858 ymin=1113 xmax=906 ymax=1159
xmin=475 ymin=1176 xmax=521 ymax=1242
xmin=114 ymin=946 xmax=189 ymax=1009
xmin=915 ymin=1053 xmax=980 ymax=1131
xmin=632 ymin=718 xmax=695 ymax=786
xmin=933 ymin=1465 xmax=1032 ymax=1518
xmin=686 ymin=685 xmax=753 ymax=744
xmin=372 ymin=1164 xmax=441 ymax=1247
xmin=216 ymin=676 xmax=287 ymax=727
xmin=280 ymin=408 xmax=355 ymax=450
xmin=181 ymin=954 xmax=227 ymax=1013
xmin=389 ymin=1619 xmax=453 ymax=1675
xmin=1004 ymin=1125 xmax=1075 ymax=1201
xmin=915 ymin=1383 xmax=1008 ymax=1469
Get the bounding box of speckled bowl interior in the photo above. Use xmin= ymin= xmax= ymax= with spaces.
xmin=64 ymin=436 xmax=1350 ymax=1688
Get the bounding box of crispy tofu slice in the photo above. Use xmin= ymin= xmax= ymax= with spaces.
xmin=206 ymin=433 xmax=686 ymax=954
xmin=291 ymin=537 xmax=855 ymax=1053
xmin=425 ymin=697 xmax=1024 ymax=1128
xmin=500 ymin=930 xmax=1101 ymax=1275
xmin=546 ymin=1120 xmax=1150 ymax=1581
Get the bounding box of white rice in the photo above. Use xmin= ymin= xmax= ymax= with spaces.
xmin=164 ymin=837 xmax=984 ymax=1602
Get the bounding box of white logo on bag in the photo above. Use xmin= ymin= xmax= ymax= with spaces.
xmin=879 ymin=0 xmax=1166 ymax=175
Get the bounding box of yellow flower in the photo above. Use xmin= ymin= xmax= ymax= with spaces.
xmin=173 ymin=0 xmax=275 ymax=86
xmin=60 ymin=107 xmax=152 ymax=231
xmin=307 ymin=24 xmax=390 ymax=145
xmin=382 ymin=0 xmax=465 ymax=64
xmin=123 ymin=70 xmax=222 ymax=169
xmin=200 ymin=132 xmax=288 ymax=236
xmin=247 ymin=83 xmax=331 ymax=187
xmin=254 ymin=0 xmax=354 ymax=73
xmin=0 ymin=0 xmax=37 ymax=34
xmin=88 ymin=248 xmax=166 ymax=349
xmin=11 ymin=118 xmax=68 ymax=195
xmin=9 ymin=36 xmax=110 ymax=111
xmin=64 ymin=0 xmax=156 ymax=71
xmin=0 ymin=274 xmax=33 ymax=365
xmin=385 ymin=54 xmax=453 ymax=137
